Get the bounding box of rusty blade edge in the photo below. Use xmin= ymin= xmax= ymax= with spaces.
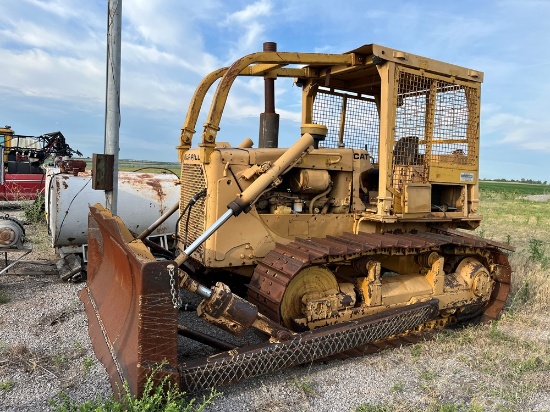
xmin=79 ymin=285 xmax=126 ymax=394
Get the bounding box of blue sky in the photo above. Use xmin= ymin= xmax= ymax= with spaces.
xmin=1 ymin=0 xmax=549 ymax=181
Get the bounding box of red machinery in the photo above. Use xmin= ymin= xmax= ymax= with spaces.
xmin=0 ymin=126 xmax=82 ymax=201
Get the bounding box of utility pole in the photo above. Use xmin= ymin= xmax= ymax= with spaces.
xmin=104 ymin=0 xmax=122 ymax=214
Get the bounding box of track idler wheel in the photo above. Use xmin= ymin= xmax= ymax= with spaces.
xmin=456 ymin=257 xmax=494 ymax=302
xmin=279 ymin=266 xmax=356 ymax=330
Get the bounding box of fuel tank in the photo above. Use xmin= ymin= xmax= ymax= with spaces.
xmin=45 ymin=168 xmax=179 ymax=254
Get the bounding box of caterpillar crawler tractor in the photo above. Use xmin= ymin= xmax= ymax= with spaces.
xmin=80 ymin=43 xmax=513 ymax=396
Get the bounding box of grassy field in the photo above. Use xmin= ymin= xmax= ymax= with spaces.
xmin=480 ymin=181 xmax=550 ymax=197
xmin=477 ymin=181 xmax=550 ymax=256
xmin=117 ymin=160 xmax=180 ymax=176
xmin=79 ymin=158 xmax=180 ymax=176
xmin=476 ymin=182 xmax=549 ymax=310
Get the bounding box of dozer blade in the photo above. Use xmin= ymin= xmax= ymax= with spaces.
xmin=79 ymin=204 xmax=179 ymax=396
xmin=80 ymin=204 xmax=439 ymax=395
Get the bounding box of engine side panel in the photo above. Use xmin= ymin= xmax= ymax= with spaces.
xmin=180 ymin=147 xmax=372 ymax=271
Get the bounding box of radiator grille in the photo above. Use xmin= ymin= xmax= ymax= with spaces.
xmin=392 ymin=68 xmax=479 ymax=191
xmin=312 ymin=88 xmax=380 ymax=163
xmin=179 ymin=163 xmax=206 ymax=260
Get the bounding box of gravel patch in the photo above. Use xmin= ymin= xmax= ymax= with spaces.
xmin=0 ymin=205 xmax=111 ymax=412
xmin=523 ymin=194 xmax=550 ymax=202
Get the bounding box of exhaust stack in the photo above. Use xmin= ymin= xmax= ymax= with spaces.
xmin=258 ymin=42 xmax=280 ymax=148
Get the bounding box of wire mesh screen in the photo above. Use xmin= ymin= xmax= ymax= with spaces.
xmin=392 ymin=69 xmax=479 ymax=191
xmin=179 ymin=163 xmax=206 ymax=259
xmin=179 ymin=300 xmax=437 ymax=392
xmin=312 ymin=89 xmax=380 ymax=163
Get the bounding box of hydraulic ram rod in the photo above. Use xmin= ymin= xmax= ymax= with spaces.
xmin=136 ymin=202 xmax=179 ymax=241
xmin=174 ymin=132 xmax=314 ymax=268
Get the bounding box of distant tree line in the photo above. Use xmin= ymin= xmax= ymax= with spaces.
xmin=481 ymin=178 xmax=548 ymax=185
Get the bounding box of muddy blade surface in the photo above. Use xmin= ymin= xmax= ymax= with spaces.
xmin=79 ymin=205 xmax=179 ymax=396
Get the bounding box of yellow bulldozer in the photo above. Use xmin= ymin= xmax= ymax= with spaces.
xmin=81 ymin=42 xmax=513 ymax=396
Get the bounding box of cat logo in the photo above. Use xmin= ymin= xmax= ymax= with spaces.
xmin=353 ymin=153 xmax=369 ymax=160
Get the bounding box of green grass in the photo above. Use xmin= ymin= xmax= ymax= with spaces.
xmin=391 ymin=382 xmax=405 ymax=393
xmin=49 ymin=362 xmax=220 ymax=411
xmin=291 ymin=375 xmax=315 ymax=394
xmin=79 ymin=158 xmax=181 ymax=177
xmin=117 ymin=161 xmax=180 ymax=177
xmin=0 ymin=289 xmax=9 ymax=304
xmin=354 ymin=405 xmax=392 ymax=412
xmin=475 ymin=181 xmax=550 ymax=313
xmin=479 ymin=181 xmax=550 ymax=197
xmin=52 ymin=354 xmax=68 ymax=370
xmin=0 ymin=380 xmax=13 ymax=391
xmin=419 ymin=369 xmax=436 ymax=381
xmin=411 ymin=343 xmax=423 ymax=359
xmin=22 ymin=193 xmax=46 ymax=223
xmin=82 ymin=355 xmax=94 ymax=375
xmin=476 ymin=183 xmax=550 ymax=246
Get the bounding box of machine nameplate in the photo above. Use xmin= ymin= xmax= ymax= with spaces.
xmin=460 ymin=172 xmax=475 ymax=182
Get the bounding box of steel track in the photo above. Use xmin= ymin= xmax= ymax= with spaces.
xmin=247 ymin=228 xmax=513 ymax=356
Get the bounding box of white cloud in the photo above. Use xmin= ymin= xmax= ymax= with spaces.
xmin=484 ymin=113 xmax=534 ymax=136
xmin=225 ymin=0 xmax=272 ymax=24
xmin=1 ymin=22 xmax=77 ymax=51
xmin=0 ymin=48 xmax=103 ymax=102
xmin=276 ymin=108 xmax=301 ymax=124
xmin=222 ymin=0 xmax=273 ymax=61
xmin=482 ymin=109 xmax=550 ymax=152
xmin=123 ymin=42 xmax=218 ymax=77
xmin=22 ymin=0 xmax=91 ymax=20
xmin=121 ymin=72 xmax=194 ymax=112
xmin=123 ymin=0 xmax=184 ymax=49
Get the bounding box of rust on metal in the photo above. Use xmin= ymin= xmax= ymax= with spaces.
xmin=79 ymin=205 xmax=179 ymax=396
xmin=197 ymin=282 xmax=259 ymax=337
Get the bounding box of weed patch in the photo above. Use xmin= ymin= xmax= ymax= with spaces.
xmin=0 ymin=379 xmax=13 ymax=391
xmin=391 ymin=382 xmax=405 ymax=394
xmin=354 ymin=404 xmax=392 ymax=412
xmin=0 ymin=343 xmax=54 ymax=376
xmin=49 ymin=362 xmax=220 ymax=411
xmin=420 ymin=369 xmax=436 ymax=381
xmin=291 ymin=375 xmax=315 ymax=394
xmin=82 ymin=355 xmax=94 ymax=375
xmin=0 ymin=289 xmax=9 ymax=304
xmin=22 ymin=193 xmax=46 ymax=224
xmin=411 ymin=343 xmax=423 ymax=359
xmin=528 ymin=238 xmax=549 ymax=268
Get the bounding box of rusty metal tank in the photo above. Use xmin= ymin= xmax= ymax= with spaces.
xmin=45 ymin=168 xmax=179 ymax=254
